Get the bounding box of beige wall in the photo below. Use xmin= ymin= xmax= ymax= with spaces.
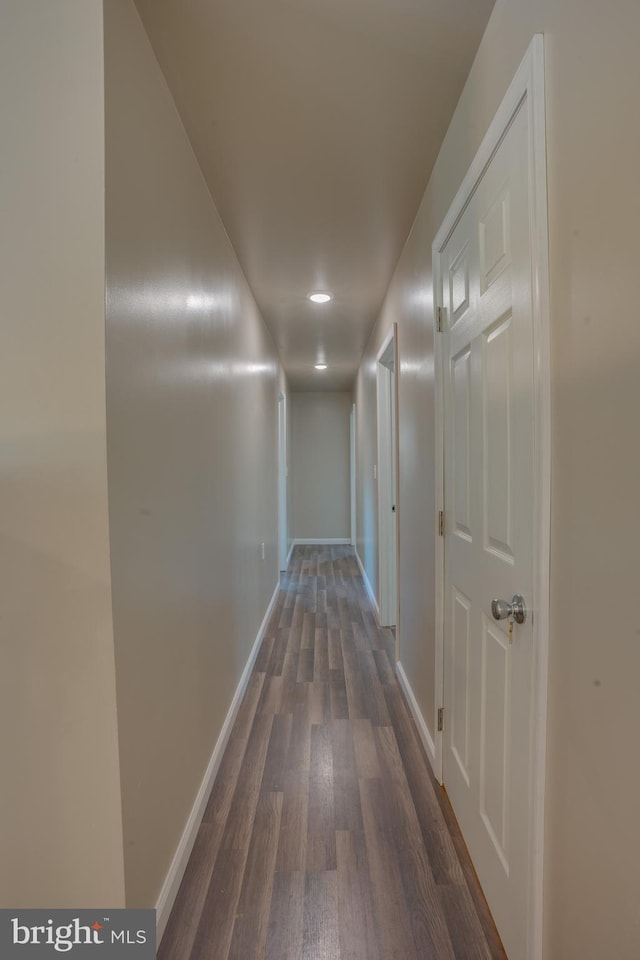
xmin=104 ymin=0 xmax=285 ymax=908
xmin=0 ymin=0 xmax=125 ymax=907
xmin=292 ymin=393 xmax=351 ymax=541
xmin=356 ymin=1 xmax=640 ymax=956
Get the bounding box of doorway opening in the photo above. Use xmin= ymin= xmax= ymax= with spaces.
xmin=350 ymin=403 xmax=356 ymax=547
xmin=277 ymin=393 xmax=288 ymax=572
xmin=376 ymin=326 xmax=399 ymax=633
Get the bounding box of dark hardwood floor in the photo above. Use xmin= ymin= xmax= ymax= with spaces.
xmin=159 ymin=545 xmax=507 ymax=960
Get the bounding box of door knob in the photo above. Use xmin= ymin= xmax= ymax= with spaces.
xmin=491 ymin=595 xmax=527 ymax=624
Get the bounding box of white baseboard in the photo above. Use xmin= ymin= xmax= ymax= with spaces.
xmin=354 ymin=549 xmax=380 ymax=622
xmin=293 ymin=538 xmax=351 ymax=545
xmin=395 ymin=661 xmax=437 ymax=773
xmin=155 ymin=579 xmax=281 ymax=943
xmin=285 ymin=541 xmax=295 ymax=566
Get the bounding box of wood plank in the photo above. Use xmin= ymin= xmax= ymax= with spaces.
xmin=301 ymin=612 xmax=315 ymax=649
xmin=306 ymin=724 xmax=336 ymax=872
xmin=328 ymin=627 xmax=343 ymax=671
xmin=328 ymin=668 xmax=350 ymax=721
xmin=308 ymin=680 xmax=330 ymax=724
xmin=278 ymin=603 xmax=293 ymax=628
xmin=189 ymin=848 xmax=246 ymax=960
xmin=275 ymin=769 xmax=309 ymax=872
xmin=255 ymin=635 xmax=275 ymax=674
xmin=337 ymin=595 xmax=352 ymax=633
xmin=222 ymin=712 xmax=273 ymax=852
xmin=232 ymin=672 xmax=265 ymax=742
xmin=336 ymin=830 xmax=380 ymax=960
xmin=301 ymin=871 xmax=340 ymax=960
xmin=438 ymin=883 xmax=498 ymax=960
xmin=359 ymin=777 xmax=417 ymax=960
xmin=374 ymin=725 xmax=412 ymax=791
xmin=265 ymin=870 xmax=306 ymax=960
xmin=286 ymin=702 xmax=311 ymax=774
xmin=281 ymin=648 xmax=300 ymax=683
xmin=297 ymin=648 xmax=314 ymax=683
xmin=352 ymin=621 xmax=369 ymax=654
xmin=341 ymin=634 xmax=368 ymax=720
xmin=397 ymin=843 xmax=457 ymax=960
xmin=201 ymin=735 xmax=247 ymax=827
xmin=257 ymin=674 xmax=285 ymax=716
xmin=261 ymin=713 xmax=293 ymax=794
xmin=372 ymin=648 xmax=395 ymax=686
xmin=383 ymin=683 xmax=464 ymax=885
xmin=268 ymin=627 xmax=290 ymax=677
xmin=228 ymin=791 xmax=284 ymax=960
xmin=360 ymin=609 xmax=380 ymax=644
xmin=291 ymin=593 xmax=305 ymax=628
xmin=157 ymin=823 xmax=219 ymax=960
xmin=372 ymin=725 xmax=428 ymax=856
xmin=351 ymin=719 xmax=381 ymax=779
xmin=313 ymin=627 xmax=329 ymax=681
xmin=357 ymin=649 xmax=391 ymax=725
xmin=331 ymin=719 xmax=363 ymax=834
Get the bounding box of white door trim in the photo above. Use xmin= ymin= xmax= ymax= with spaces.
xmin=376 ymin=325 xmax=400 ymax=636
xmin=432 ymin=35 xmax=550 ymax=960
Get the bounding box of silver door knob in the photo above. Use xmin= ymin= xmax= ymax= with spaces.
xmin=491 ymin=595 xmax=527 ymax=624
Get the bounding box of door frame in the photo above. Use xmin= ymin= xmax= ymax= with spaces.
xmin=376 ymin=325 xmax=400 ymax=638
xmin=432 ymin=36 xmax=550 ymax=960
xmin=350 ymin=403 xmax=357 ymax=547
xmin=277 ymin=392 xmax=288 ymax=571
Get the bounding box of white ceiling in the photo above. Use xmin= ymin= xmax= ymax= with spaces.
xmin=134 ymin=0 xmax=495 ymax=390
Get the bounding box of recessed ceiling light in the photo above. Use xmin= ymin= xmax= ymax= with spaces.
xmin=308 ymin=292 xmax=332 ymax=303
xmin=315 ymin=362 xmax=327 ymax=370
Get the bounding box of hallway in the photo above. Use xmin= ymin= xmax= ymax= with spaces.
xmin=159 ymin=545 xmax=506 ymax=960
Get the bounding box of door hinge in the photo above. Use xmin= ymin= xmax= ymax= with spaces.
xmin=438 ymin=510 xmax=445 ymax=537
xmin=436 ymin=306 xmax=445 ymax=332
xmin=437 ymin=707 xmax=444 ymax=732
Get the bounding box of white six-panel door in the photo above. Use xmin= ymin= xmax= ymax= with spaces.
xmin=442 ymin=101 xmax=535 ymax=960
